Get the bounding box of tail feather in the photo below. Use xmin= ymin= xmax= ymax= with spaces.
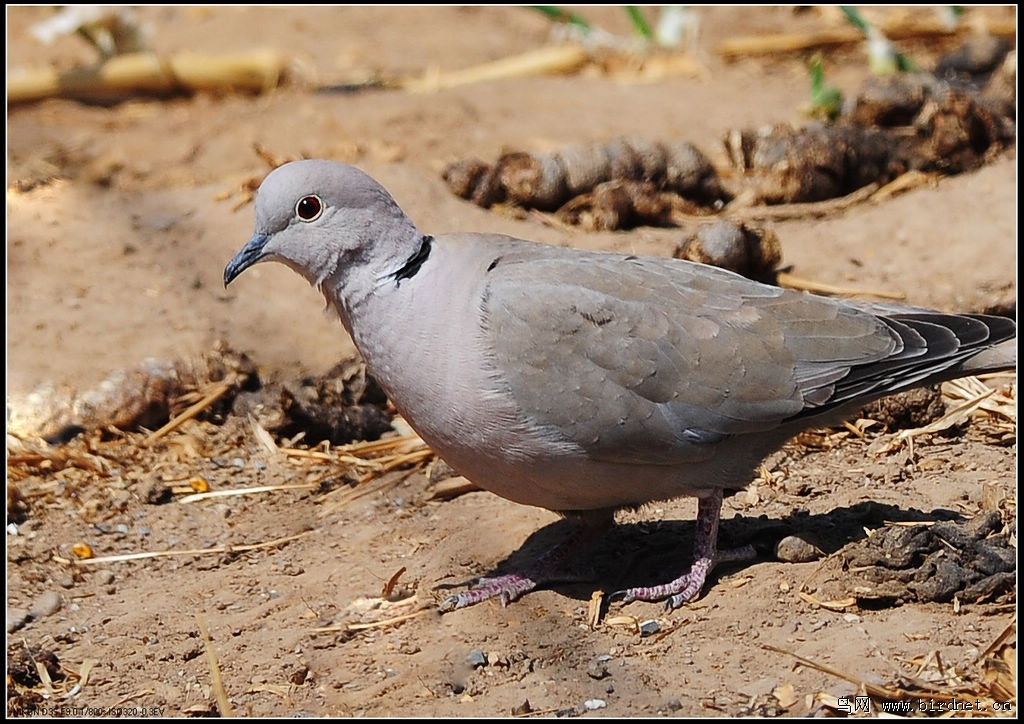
xmin=797 ymin=312 xmax=1015 ymax=420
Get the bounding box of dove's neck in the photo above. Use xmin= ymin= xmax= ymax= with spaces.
xmin=318 ymin=210 xmax=426 ymax=323
xmin=375 ymin=233 xmax=434 ymax=289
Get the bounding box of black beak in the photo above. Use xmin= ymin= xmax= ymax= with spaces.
xmin=224 ymin=233 xmax=270 ymax=286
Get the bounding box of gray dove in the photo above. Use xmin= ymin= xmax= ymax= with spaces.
xmin=224 ymin=160 xmax=1016 ymax=611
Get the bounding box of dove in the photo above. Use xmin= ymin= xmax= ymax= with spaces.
xmin=224 ymin=160 xmax=1016 ymax=611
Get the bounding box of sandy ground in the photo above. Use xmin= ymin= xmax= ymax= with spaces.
xmin=6 ymin=6 xmax=1017 ymax=718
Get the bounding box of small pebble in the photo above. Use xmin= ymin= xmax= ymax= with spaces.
xmin=587 ymin=655 xmax=611 ymax=680
xmin=30 ymin=590 xmax=63 ymax=619
xmin=739 ymin=677 xmax=778 ymax=699
xmin=466 ymin=649 xmax=488 ymax=669
xmin=775 ymin=535 xmax=822 ymax=563
xmin=511 ymin=700 xmax=533 ymax=716
xmin=639 ymin=619 xmax=661 ymax=636
xmin=583 ymin=699 xmax=607 ymax=711
xmin=7 ymin=608 xmax=31 ymax=633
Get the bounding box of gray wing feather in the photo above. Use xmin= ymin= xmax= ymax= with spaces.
xmin=481 ymin=253 xmax=894 ymax=464
xmin=479 ymin=250 xmax=1013 ymax=466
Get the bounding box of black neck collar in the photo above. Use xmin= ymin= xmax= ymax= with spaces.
xmin=391 ymin=235 xmax=433 ymax=285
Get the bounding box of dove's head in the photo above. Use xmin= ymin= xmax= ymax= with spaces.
xmin=224 ymin=160 xmax=420 ymax=296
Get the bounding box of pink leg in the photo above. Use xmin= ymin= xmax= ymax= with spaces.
xmin=439 ymin=509 xmax=614 ymax=612
xmin=614 ymin=490 xmax=756 ymax=609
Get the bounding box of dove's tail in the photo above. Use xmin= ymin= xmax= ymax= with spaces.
xmin=854 ymin=311 xmax=1015 ymax=396
xmin=795 ymin=311 xmax=1015 ymax=424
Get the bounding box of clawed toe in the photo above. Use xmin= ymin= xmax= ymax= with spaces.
xmin=437 ymin=573 xmax=538 ymax=613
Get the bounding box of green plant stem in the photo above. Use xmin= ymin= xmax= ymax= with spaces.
xmin=529 ymin=6 xmax=591 ymax=31
xmin=624 ymin=6 xmax=653 ymax=38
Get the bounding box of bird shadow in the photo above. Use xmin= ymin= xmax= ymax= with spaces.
xmin=437 ymin=500 xmax=966 ymax=605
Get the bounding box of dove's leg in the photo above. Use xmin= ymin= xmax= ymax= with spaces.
xmin=615 ymin=489 xmax=756 ymax=609
xmin=439 ymin=508 xmax=614 ymax=612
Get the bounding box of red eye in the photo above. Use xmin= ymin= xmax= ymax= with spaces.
xmin=295 ymin=195 xmax=323 ymax=221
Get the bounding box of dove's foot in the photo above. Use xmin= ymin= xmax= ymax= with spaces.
xmin=438 ymin=508 xmax=614 ymax=613
xmin=440 ymin=573 xmax=539 ymax=611
xmin=612 ymin=543 xmax=757 ymax=609
xmin=612 ymin=489 xmax=756 ymax=609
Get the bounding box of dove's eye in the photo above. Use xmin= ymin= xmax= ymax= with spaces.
xmin=295 ymin=195 xmax=324 ymax=222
